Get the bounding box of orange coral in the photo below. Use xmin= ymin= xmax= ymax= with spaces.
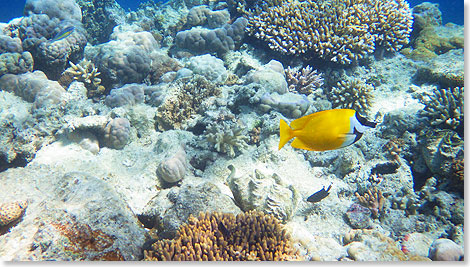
xmin=144 ymin=210 xmax=302 ymax=261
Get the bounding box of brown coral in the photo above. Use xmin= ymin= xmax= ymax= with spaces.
xmin=247 ymin=0 xmax=413 ymax=64
xmin=329 ymin=78 xmax=374 ymax=114
xmin=355 ymin=187 xmax=385 ymax=218
xmin=144 ymin=210 xmax=302 ymax=261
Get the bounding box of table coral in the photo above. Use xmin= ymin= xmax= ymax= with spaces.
xmin=247 ymin=0 xmax=413 ymax=64
xmin=144 ymin=210 xmax=303 ymax=261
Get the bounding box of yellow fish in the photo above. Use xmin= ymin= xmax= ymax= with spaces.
xmin=279 ymin=109 xmax=376 ymax=151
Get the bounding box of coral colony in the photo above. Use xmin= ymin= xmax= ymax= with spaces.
xmin=0 ymin=0 xmax=464 ymax=262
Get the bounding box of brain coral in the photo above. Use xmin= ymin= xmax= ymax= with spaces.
xmin=247 ymin=0 xmax=413 ymax=64
xmin=144 ymin=210 xmax=302 ymax=261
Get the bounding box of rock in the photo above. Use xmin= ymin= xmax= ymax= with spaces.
xmin=428 ymin=238 xmax=464 ymax=261
xmin=401 ymin=232 xmax=433 ymax=258
xmin=345 ymin=203 xmax=372 ymax=229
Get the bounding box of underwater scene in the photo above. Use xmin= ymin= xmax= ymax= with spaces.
xmin=0 ymin=0 xmax=464 ymax=262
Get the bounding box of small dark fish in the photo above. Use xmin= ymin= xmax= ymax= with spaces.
xmin=307 ymin=184 xmax=332 ymax=203
xmin=218 ymin=221 xmax=230 ymax=237
xmin=50 ymin=26 xmax=75 ymax=42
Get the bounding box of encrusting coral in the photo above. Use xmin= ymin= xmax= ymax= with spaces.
xmin=285 ymin=65 xmax=324 ymax=95
xmin=143 ymin=210 xmax=303 ymax=261
xmin=329 ymin=78 xmax=374 ymax=114
xmin=205 ymin=121 xmax=249 ymax=158
xmin=355 ymin=187 xmax=385 ymax=218
xmin=247 ymin=0 xmax=413 ymax=64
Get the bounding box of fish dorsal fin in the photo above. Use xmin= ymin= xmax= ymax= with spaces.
xmin=290 ymin=112 xmax=320 ymax=129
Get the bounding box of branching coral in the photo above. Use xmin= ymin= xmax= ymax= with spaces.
xmin=329 ymin=78 xmax=374 ymax=113
xmin=418 ymin=87 xmax=464 ymax=134
xmin=143 ymin=210 xmax=302 ymax=261
xmin=59 ymin=59 xmax=105 ymax=97
xmin=247 ymin=0 xmax=413 ymax=64
xmin=355 ymin=187 xmax=385 ymax=218
xmin=286 ymin=66 xmax=324 ymax=95
xmin=205 ymin=121 xmax=248 ymax=158
xmin=156 ymin=75 xmax=221 ymax=130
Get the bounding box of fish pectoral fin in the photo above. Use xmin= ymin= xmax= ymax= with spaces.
xmin=291 ymin=138 xmax=314 ymax=151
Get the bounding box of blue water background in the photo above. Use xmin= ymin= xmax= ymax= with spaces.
xmin=0 ymin=0 xmax=465 ymax=27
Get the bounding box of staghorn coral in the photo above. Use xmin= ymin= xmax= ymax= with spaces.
xmin=205 ymin=121 xmax=249 ymax=158
xmin=0 ymin=201 xmax=27 ymax=227
xmin=144 ymin=210 xmax=303 ymax=261
xmin=286 ymin=65 xmax=324 ymax=95
xmin=227 ymin=0 xmax=284 ymax=16
xmin=247 ymin=0 xmax=413 ymax=64
xmin=355 ymin=187 xmax=385 ymax=218
xmin=59 ymin=59 xmax=105 ymax=97
xmin=417 ymin=87 xmax=464 ymax=134
xmin=156 ymin=75 xmax=221 ymax=130
xmin=329 ymin=78 xmax=374 ymax=114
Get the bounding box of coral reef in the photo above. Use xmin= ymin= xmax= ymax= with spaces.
xmin=417 ymin=87 xmax=464 ymax=133
xmin=24 ymin=0 xmax=82 ymax=21
xmin=102 ymin=117 xmax=131 ymax=149
xmin=156 ymin=147 xmax=187 ymax=184
xmin=247 ymin=0 xmax=413 ymax=64
xmin=174 ymin=17 xmax=248 ymax=56
xmin=17 ymin=12 xmax=88 ymax=80
xmin=204 ymin=121 xmax=248 ymax=158
xmin=156 ymin=75 xmax=221 ymax=130
xmin=144 ymin=210 xmax=303 ymax=261
xmin=286 ymin=65 xmax=324 ymax=95
xmin=245 ymin=60 xmax=288 ymax=94
xmin=328 ymin=78 xmax=374 ymax=114
xmin=355 ymin=187 xmax=385 ymax=218
xmin=76 ymin=0 xmax=124 ymax=45
xmin=105 ymin=84 xmax=145 ymax=108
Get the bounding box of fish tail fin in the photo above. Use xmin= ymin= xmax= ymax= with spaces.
xmin=279 ymin=119 xmax=294 ymax=150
